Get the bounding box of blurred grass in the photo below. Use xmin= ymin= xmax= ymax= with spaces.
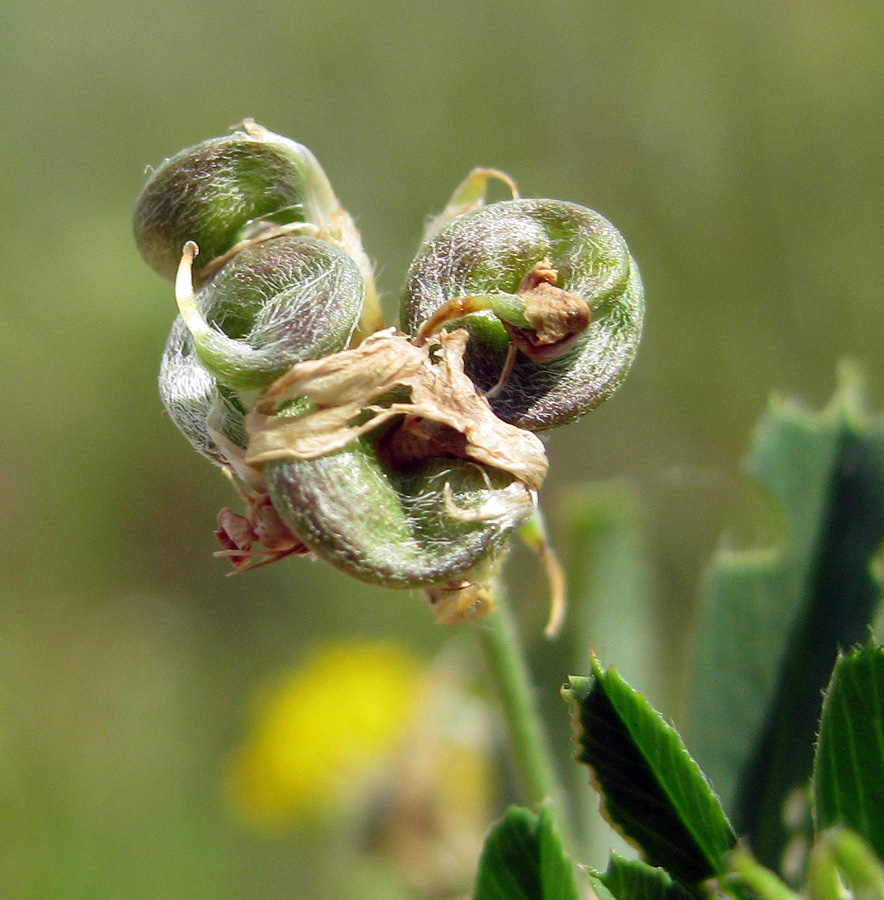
xmin=1 ymin=0 xmax=884 ymax=896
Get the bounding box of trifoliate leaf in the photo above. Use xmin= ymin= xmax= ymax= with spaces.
xmin=565 ymin=660 xmax=735 ymax=890
xmin=473 ymin=806 xmax=579 ymax=900
xmin=688 ymin=367 xmax=884 ymax=866
xmin=814 ymin=645 xmax=884 ymax=857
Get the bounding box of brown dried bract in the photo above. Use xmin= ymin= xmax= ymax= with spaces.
xmin=504 ymin=259 xmax=591 ymax=363
xmin=214 ymin=492 xmax=309 ymax=572
xmin=244 ymin=327 xmax=548 ymax=493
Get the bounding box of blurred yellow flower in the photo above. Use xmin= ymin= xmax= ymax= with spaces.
xmin=226 ymin=640 xmax=422 ymax=828
xmin=226 ymin=639 xmax=497 ymax=895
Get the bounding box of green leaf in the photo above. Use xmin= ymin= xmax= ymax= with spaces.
xmin=564 ymin=660 xmax=735 ymax=890
xmin=473 ymin=806 xmax=580 ymax=900
xmin=589 ymin=873 xmax=621 ymax=900
xmin=688 ymin=367 xmax=884 ymax=867
xmin=592 ymin=854 xmax=694 ymax=900
xmin=813 ymin=645 xmax=884 ymax=856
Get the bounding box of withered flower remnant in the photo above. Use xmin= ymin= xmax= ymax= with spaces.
xmin=244 ymin=328 xmax=545 ymax=605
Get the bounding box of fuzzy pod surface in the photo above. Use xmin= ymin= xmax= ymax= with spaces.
xmin=175 ymin=235 xmax=365 ymax=391
xmin=160 ymin=233 xmax=364 ymax=463
xmin=134 ymin=123 xmax=337 ymax=282
xmin=159 ymin=317 xmax=249 ymax=465
xmin=264 ymin=447 xmax=532 ymax=587
xmin=401 ymin=199 xmax=644 ymax=430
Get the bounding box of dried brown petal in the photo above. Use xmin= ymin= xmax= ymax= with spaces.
xmin=422 ymin=573 xmax=496 ymax=625
xmin=214 ymin=496 xmax=309 ymax=572
xmin=245 ymin=328 xmax=548 ymax=492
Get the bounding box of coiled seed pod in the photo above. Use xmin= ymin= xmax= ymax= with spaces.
xmin=136 ymin=129 xmax=641 ymax=626
xmin=133 ymin=121 xmax=339 ymax=283
xmin=263 ymin=450 xmax=530 ymax=588
xmin=401 ymin=198 xmax=644 ymax=430
xmin=173 ymin=235 xmax=365 ymax=390
xmin=160 ymin=233 xmax=364 ymax=467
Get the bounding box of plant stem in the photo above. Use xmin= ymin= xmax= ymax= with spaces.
xmin=474 ymin=579 xmax=572 ymax=844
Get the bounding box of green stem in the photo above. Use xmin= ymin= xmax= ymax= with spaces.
xmin=474 ymin=580 xmax=572 ymax=844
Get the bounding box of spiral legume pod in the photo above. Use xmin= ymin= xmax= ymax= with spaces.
xmin=134 ymin=121 xmax=340 ymax=283
xmin=174 ymin=236 xmax=365 ymax=390
xmin=401 ymin=198 xmax=644 ymax=430
xmin=160 ymin=234 xmax=365 ymax=462
xmin=264 ymin=449 xmax=530 ymax=587
xmin=159 ymin=317 xmax=249 ymax=466
xmin=136 ymin=126 xmax=644 ymax=624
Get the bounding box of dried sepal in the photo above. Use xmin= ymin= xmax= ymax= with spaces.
xmin=215 ymin=498 xmax=309 ymax=572
xmin=517 ymin=512 xmax=567 ymax=637
xmin=422 ymin=560 xmax=499 ymax=625
xmin=245 ymin=328 xmax=548 ymax=491
xmin=413 ymin=259 xmax=590 ymax=365
xmin=503 ymin=259 xmax=591 ymax=363
xmin=421 ymin=167 xmax=518 ymax=244
xmin=208 ymin=439 xmax=310 ymax=573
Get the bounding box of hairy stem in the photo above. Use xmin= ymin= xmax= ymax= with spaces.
xmin=474 ymin=580 xmax=572 ymax=846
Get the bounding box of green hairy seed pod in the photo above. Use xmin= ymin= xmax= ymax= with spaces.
xmin=134 ymin=120 xmax=339 ymax=282
xmin=159 ymin=317 xmax=248 ymax=465
xmin=263 ymin=449 xmax=531 ymax=587
xmin=159 ymin=233 xmax=364 ymax=463
xmin=401 ymin=198 xmax=644 ymax=430
xmin=174 ymin=235 xmax=365 ymax=390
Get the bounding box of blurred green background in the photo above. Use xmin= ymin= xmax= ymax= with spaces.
xmin=2 ymin=1 xmax=884 ymax=897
